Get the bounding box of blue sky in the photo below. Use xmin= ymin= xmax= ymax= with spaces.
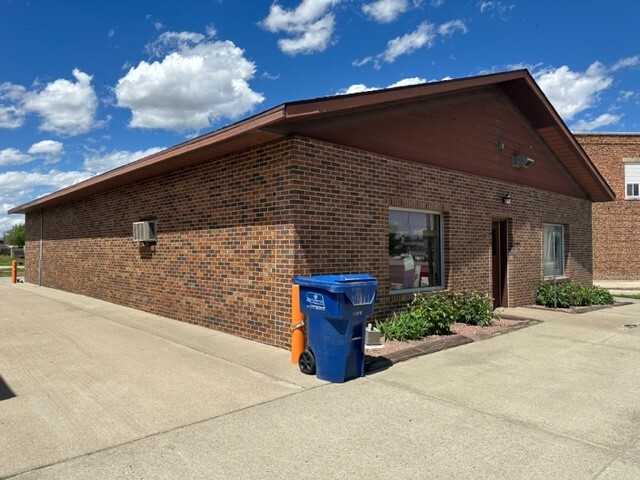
xmin=1 ymin=0 xmax=639 ymax=233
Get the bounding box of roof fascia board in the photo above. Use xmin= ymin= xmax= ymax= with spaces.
xmin=9 ymin=106 xmax=287 ymax=214
xmin=520 ymin=75 xmax=614 ymax=201
xmin=283 ymin=70 xmax=528 ymax=119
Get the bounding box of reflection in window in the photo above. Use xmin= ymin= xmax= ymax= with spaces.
xmin=543 ymin=224 xmax=564 ymax=277
xmin=389 ymin=208 xmax=443 ymax=292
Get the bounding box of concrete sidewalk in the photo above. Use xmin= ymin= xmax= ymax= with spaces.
xmin=594 ymin=279 xmax=640 ymax=297
xmin=2 ymin=281 xmax=640 ymax=479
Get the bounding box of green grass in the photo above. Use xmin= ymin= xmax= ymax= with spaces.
xmin=0 ymin=255 xmax=25 ymax=277
xmin=0 ymin=255 xmax=24 ymax=266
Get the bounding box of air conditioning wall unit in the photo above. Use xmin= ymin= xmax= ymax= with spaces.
xmin=133 ymin=220 xmax=157 ymax=243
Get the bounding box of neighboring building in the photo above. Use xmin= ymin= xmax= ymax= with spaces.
xmin=9 ymin=70 xmax=613 ymax=349
xmin=575 ymin=133 xmax=640 ymax=279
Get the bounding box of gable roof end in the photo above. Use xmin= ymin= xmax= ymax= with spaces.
xmin=8 ymin=69 xmax=613 ymax=215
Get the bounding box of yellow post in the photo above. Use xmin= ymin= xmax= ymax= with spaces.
xmin=10 ymin=260 xmax=17 ymax=284
xmin=291 ymin=284 xmax=305 ymax=364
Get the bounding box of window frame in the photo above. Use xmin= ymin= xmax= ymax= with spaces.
xmin=624 ymin=162 xmax=640 ymax=199
xmin=626 ymin=182 xmax=640 ymax=199
xmin=542 ymin=223 xmax=565 ymax=278
xmin=388 ymin=207 xmax=445 ymax=295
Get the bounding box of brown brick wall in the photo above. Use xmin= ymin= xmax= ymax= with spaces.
xmin=575 ymin=133 xmax=640 ymax=279
xmin=25 ymin=135 xmax=593 ymax=348
xmin=25 ymin=140 xmax=301 ymax=348
xmin=285 ymin=137 xmax=592 ymax=319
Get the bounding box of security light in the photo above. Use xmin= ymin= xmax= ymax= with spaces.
xmin=512 ymin=154 xmax=534 ymax=168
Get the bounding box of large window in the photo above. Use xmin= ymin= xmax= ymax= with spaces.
xmin=624 ymin=162 xmax=640 ymax=199
xmin=543 ymin=224 xmax=564 ymax=277
xmin=389 ymin=208 xmax=443 ymax=292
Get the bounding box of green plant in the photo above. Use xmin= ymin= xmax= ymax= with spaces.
xmin=376 ymin=310 xmax=426 ymax=341
xmin=449 ymin=291 xmax=494 ymax=326
xmin=536 ymin=281 xmax=614 ymax=308
xmin=378 ymin=289 xmax=502 ymax=341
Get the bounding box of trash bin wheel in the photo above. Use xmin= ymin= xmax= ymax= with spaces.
xmin=298 ymin=349 xmax=316 ymax=375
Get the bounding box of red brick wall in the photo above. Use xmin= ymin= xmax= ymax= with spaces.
xmin=25 ymin=140 xmax=300 ymax=348
xmin=575 ymin=133 xmax=640 ymax=279
xmin=25 ymin=135 xmax=593 ymax=347
xmin=285 ymin=137 xmax=592 ymax=319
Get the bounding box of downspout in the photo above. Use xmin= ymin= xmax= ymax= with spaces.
xmin=38 ymin=209 xmax=43 ymax=286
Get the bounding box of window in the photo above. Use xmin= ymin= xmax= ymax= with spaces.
xmin=624 ymin=162 xmax=640 ymax=199
xmin=389 ymin=208 xmax=443 ymax=292
xmin=543 ymin=224 xmax=564 ymax=277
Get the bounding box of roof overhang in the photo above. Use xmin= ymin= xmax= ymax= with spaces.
xmin=9 ymin=69 xmax=614 ymax=215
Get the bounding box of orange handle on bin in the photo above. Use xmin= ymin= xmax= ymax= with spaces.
xmin=291 ymin=284 xmax=305 ymax=364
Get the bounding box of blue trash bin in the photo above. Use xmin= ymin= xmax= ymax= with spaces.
xmin=292 ymin=274 xmax=378 ymax=382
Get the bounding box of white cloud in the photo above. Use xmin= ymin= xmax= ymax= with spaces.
xmin=352 ymin=56 xmax=374 ymax=67
xmin=0 ymin=169 xmax=91 ymax=231
xmin=145 ymin=31 xmax=207 ymax=57
xmin=430 ymin=0 xmax=444 ymax=5
xmin=0 ymin=148 xmax=31 ymax=166
xmin=0 ymin=83 xmax=26 ymax=129
xmin=338 ymin=76 xmax=427 ymax=94
xmin=388 ymin=76 xmax=427 ymax=87
xmin=611 ymin=54 xmax=640 ymax=72
xmin=362 ymin=0 xmax=409 ymax=23
xmin=341 ymin=83 xmax=379 ymax=94
xmin=534 ymin=62 xmax=613 ymax=120
xmin=0 ymin=146 xmax=163 ymax=230
xmin=382 ymin=21 xmax=436 ymax=63
xmin=359 ymin=18 xmax=466 ymax=66
xmin=571 ymin=113 xmax=621 ymax=132
xmin=438 ymin=19 xmax=467 ymax=36
xmin=261 ymin=0 xmax=340 ymax=55
xmin=0 ymin=141 xmax=63 ymax=168
xmin=0 ymin=170 xmax=90 ymax=194
xmin=83 ymin=147 xmax=165 ymax=174
xmin=0 ymin=105 xmax=24 ymax=129
xmin=27 ymin=140 xmax=64 ymax=163
xmin=478 ymin=1 xmax=514 ymax=19
xmin=116 ymin=36 xmax=264 ymax=131
xmin=23 ymin=69 xmax=98 ymax=136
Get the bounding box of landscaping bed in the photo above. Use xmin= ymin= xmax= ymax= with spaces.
xmin=365 ymin=317 xmax=539 ymax=370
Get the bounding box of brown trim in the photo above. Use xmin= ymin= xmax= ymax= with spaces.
xmin=9 ymin=69 xmax=614 ymax=215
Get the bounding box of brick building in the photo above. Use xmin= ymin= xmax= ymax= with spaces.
xmin=575 ymin=133 xmax=640 ymax=279
xmin=10 ymin=70 xmax=613 ymax=348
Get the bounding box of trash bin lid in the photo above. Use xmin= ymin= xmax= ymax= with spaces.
xmin=292 ymin=273 xmax=377 ymax=293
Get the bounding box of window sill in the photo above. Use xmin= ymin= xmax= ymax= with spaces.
xmin=543 ymin=275 xmax=569 ymax=281
xmin=390 ymin=286 xmax=444 ymax=296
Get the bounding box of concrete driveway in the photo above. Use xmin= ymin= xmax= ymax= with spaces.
xmin=1 ymin=280 xmax=640 ymax=479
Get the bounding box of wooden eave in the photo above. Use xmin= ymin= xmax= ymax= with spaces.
xmin=9 ymin=69 xmax=613 ymax=215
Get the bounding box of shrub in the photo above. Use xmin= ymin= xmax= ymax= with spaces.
xmin=536 ymin=281 xmax=614 ymax=308
xmin=449 ymin=291 xmax=494 ymax=326
xmin=377 ymin=292 xmax=456 ymax=341
xmin=377 ymin=290 xmax=497 ymax=341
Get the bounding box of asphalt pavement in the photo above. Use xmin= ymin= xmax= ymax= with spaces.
xmin=1 ymin=279 xmax=640 ymax=479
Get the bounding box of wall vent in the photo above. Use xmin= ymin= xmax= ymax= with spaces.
xmin=133 ymin=221 xmax=157 ymax=243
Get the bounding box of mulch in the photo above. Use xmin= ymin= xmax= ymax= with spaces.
xmin=364 ymin=317 xmax=541 ymax=373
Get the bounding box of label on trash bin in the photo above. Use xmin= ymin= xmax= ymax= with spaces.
xmin=305 ymin=292 xmax=326 ymax=311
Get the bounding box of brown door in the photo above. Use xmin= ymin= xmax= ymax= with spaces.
xmin=491 ymin=220 xmax=508 ymax=308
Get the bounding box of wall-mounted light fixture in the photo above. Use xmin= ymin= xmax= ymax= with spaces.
xmin=512 ymin=153 xmax=534 ymax=168
xmin=502 ymin=193 xmax=512 ymax=205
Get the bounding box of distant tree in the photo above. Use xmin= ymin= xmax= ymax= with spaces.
xmin=5 ymin=223 xmax=25 ymax=247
